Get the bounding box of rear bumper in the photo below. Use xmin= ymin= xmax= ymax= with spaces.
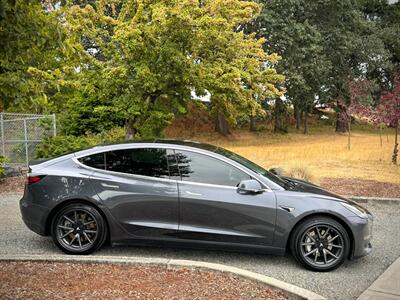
xmin=20 ymin=190 xmax=49 ymax=236
xmin=350 ymin=214 xmax=373 ymax=259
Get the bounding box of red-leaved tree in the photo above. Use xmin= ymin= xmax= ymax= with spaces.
xmin=376 ymin=75 xmax=400 ymax=164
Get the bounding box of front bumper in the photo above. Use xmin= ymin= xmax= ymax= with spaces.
xmin=350 ymin=214 xmax=373 ymax=259
xmin=20 ymin=189 xmax=49 ymax=236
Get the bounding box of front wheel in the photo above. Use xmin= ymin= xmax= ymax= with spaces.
xmin=51 ymin=203 xmax=107 ymax=254
xmin=290 ymin=217 xmax=350 ymax=271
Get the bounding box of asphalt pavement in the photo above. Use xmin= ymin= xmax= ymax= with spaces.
xmin=1 ymin=193 xmax=399 ymax=300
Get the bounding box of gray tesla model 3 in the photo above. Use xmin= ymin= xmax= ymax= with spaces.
xmin=20 ymin=140 xmax=373 ymax=271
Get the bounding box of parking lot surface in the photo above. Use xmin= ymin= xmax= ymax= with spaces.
xmin=1 ymin=193 xmax=399 ymax=299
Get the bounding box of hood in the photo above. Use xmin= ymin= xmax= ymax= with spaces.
xmin=281 ymin=176 xmax=349 ymax=202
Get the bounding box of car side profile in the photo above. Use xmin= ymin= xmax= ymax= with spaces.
xmin=20 ymin=140 xmax=373 ymax=271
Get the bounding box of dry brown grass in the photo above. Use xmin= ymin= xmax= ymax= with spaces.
xmin=184 ymin=128 xmax=399 ymax=185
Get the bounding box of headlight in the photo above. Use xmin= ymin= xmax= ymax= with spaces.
xmin=341 ymin=202 xmax=369 ymax=219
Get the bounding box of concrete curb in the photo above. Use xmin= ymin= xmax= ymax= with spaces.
xmin=0 ymin=254 xmax=326 ymax=300
xmin=348 ymin=196 xmax=400 ymax=204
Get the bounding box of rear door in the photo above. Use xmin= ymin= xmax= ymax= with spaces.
xmin=173 ymin=149 xmax=277 ymax=246
xmin=78 ymin=147 xmax=179 ymax=239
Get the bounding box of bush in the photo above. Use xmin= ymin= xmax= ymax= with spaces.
xmin=284 ymin=164 xmax=318 ymax=184
xmin=0 ymin=155 xmax=5 ymax=177
xmin=34 ymin=127 xmax=127 ymax=159
xmin=34 ymin=136 xmax=96 ymax=159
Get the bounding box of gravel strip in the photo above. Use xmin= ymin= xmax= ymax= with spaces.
xmin=0 ymin=261 xmax=288 ymax=300
xmin=320 ymin=177 xmax=400 ymax=198
xmin=1 ymin=193 xmax=399 ymax=300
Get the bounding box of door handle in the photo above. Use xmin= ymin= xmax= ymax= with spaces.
xmin=101 ymin=183 xmax=120 ymax=189
xmin=186 ymin=191 xmax=202 ymax=196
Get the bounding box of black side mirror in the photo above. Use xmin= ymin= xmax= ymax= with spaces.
xmin=237 ymin=179 xmax=264 ymax=194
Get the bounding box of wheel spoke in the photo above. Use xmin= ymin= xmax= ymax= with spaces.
xmin=306 ymin=232 xmax=316 ymax=242
xmin=316 ymin=227 xmax=323 ymax=239
xmin=83 ymin=231 xmax=93 ymax=244
xmin=74 ymin=211 xmax=78 ymax=223
xmin=69 ymin=234 xmax=78 ymax=245
xmin=60 ymin=229 xmax=74 ymax=238
xmin=58 ymin=225 xmax=73 ymax=230
xmin=84 ymin=230 xmax=97 ymax=234
xmin=301 ymin=242 xmax=315 ymax=246
xmin=329 ymin=244 xmax=343 ymax=249
xmin=314 ymin=250 xmax=319 ymax=263
xmin=63 ymin=216 xmax=75 ymax=224
xmin=77 ymin=233 xmax=82 ymax=248
xmin=328 ymin=235 xmax=339 ymax=243
xmin=323 ymin=249 xmax=328 ymax=264
xmin=304 ymin=248 xmax=318 ymax=257
xmin=322 ymin=228 xmax=330 ymax=239
xmin=325 ymin=249 xmax=338 ymax=258
xmin=84 ymin=220 xmax=95 ymax=226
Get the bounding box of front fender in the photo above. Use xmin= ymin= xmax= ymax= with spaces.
xmin=273 ymin=191 xmax=356 ymax=249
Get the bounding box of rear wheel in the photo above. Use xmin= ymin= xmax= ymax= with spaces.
xmin=290 ymin=216 xmax=350 ymax=271
xmin=51 ymin=203 xmax=107 ymax=254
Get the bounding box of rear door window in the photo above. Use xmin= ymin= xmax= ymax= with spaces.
xmin=79 ymin=148 xmax=170 ymax=178
xmin=78 ymin=152 xmax=105 ymax=170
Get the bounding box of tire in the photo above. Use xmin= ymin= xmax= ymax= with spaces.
xmin=51 ymin=203 xmax=108 ymax=255
xmin=290 ymin=216 xmax=350 ymax=271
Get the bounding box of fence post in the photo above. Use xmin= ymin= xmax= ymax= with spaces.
xmin=52 ymin=113 xmax=57 ymax=136
xmin=0 ymin=113 xmax=5 ymax=157
xmin=23 ymin=119 xmax=29 ymax=167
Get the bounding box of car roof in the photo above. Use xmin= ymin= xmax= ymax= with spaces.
xmin=90 ymin=139 xmax=223 ymax=154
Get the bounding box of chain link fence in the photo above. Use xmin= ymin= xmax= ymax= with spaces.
xmin=0 ymin=112 xmax=57 ymax=167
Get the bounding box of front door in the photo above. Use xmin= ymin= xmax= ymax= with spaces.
xmin=172 ymin=149 xmax=276 ymax=246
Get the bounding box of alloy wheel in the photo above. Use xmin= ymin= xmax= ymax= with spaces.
xmin=299 ymin=224 xmax=344 ymax=268
xmin=56 ymin=209 xmax=99 ymax=252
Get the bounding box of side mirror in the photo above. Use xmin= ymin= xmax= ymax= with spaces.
xmin=237 ymin=179 xmax=264 ymax=194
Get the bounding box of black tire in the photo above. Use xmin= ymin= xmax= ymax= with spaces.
xmin=290 ymin=216 xmax=350 ymax=271
xmin=51 ymin=203 xmax=107 ymax=255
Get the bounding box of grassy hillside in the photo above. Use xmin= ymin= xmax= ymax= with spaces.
xmin=166 ymin=112 xmax=399 ymax=184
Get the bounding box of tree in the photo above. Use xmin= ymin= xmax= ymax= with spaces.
xmin=0 ymin=0 xmax=78 ymax=112
xmin=376 ymin=74 xmax=400 ymax=164
xmin=248 ymin=0 xmax=329 ymax=133
xmin=63 ymin=0 xmax=284 ymax=139
xmin=251 ymin=0 xmax=394 ymax=133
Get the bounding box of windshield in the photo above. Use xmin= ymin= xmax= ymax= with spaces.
xmin=215 ymin=148 xmax=287 ymax=187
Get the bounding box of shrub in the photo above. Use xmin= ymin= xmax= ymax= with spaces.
xmin=34 ymin=136 xmax=96 ymax=159
xmin=0 ymin=155 xmax=5 ymax=177
xmin=34 ymin=127 xmax=128 ymax=159
xmin=285 ymin=164 xmax=318 ymax=184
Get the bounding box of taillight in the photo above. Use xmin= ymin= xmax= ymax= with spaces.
xmin=27 ymin=175 xmax=46 ymax=185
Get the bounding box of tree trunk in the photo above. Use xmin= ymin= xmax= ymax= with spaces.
xmin=274 ymin=98 xmax=287 ymax=133
xmin=393 ymin=123 xmax=398 ymax=164
xmin=303 ymin=110 xmax=309 ymax=134
xmin=124 ymin=118 xmax=136 ymax=140
xmin=249 ymin=115 xmax=257 ymax=132
xmin=379 ymin=126 xmax=383 ymax=147
xmin=215 ymin=113 xmax=230 ymax=136
xmin=294 ymin=104 xmax=301 ymax=130
xmin=387 ymin=126 xmax=389 ymax=142
xmin=348 ymin=120 xmax=351 ymax=150
xmin=335 ymin=101 xmax=349 ymax=133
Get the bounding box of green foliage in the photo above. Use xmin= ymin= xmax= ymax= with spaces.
xmin=34 ymin=136 xmax=96 ymax=159
xmin=34 ymin=127 xmax=126 ymax=159
xmin=61 ymin=0 xmax=284 ymax=138
xmin=0 ymin=155 xmax=5 ymax=177
xmin=0 ymin=0 xmax=79 ymax=112
xmin=252 ymin=0 xmax=397 ymax=132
